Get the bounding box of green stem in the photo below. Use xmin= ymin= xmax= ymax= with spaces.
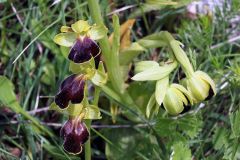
xmin=163 ymin=31 xmax=194 ymax=77
xmin=87 ymin=0 xmax=123 ymax=93
xmin=84 ymin=87 xmax=101 ymax=160
xmin=84 ymin=119 xmax=91 ymax=160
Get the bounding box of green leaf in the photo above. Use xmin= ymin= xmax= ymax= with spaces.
xmin=154 ymin=117 xmax=176 ymax=137
xmin=119 ymin=42 xmax=146 ymax=65
xmin=0 ymin=76 xmax=21 ymax=112
xmin=146 ymin=0 xmax=178 ymax=5
xmin=178 ymin=114 xmax=203 ymax=138
xmin=212 ymin=127 xmax=229 ymax=150
xmin=109 ymin=14 xmax=124 ymax=93
xmin=138 ymin=32 xmax=168 ymax=48
xmin=0 ymin=76 xmax=52 ymax=135
xmin=31 ymin=19 xmax=61 ymax=55
xmin=41 ymin=63 xmax=56 ymax=85
xmin=230 ymin=110 xmax=240 ymax=138
xmin=155 ymin=114 xmax=203 ymax=138
xmin=171 ymin=142 xmax=192 ymax=160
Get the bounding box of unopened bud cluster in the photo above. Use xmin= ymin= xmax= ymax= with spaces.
xmin=132 ymin=32 xmax=216 ymax=116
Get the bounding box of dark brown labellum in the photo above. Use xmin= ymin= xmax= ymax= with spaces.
xmin=55 ymin=74 xmax=85 ymax=109
xmin=60 ymin=119 xmax=89 ymax=154
xmin=68 ymin=37 xmax=100 ymax=63
xmin=205 ymin=87 xmax=214 ymax=100
xmin=180 ymin=105 xmax=191 ymax=114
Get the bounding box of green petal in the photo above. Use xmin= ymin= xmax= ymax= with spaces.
xmin=146 ymin=93 xmax=157 ymax=118
xmin=88 ymin=24 xmax=108 ymax=40
xmin=172 ymin=87 xmax=188 ymax=106
xmin=71 ymin=20 xmax=90 ymax=33
xmin=155 ymin=76 xmax=169 ymax=106
xmin=163 ymin=89 xmax=184 ymax=115
xmin=195 ymin=71 xmax=216 ymax=96
xmin=171 ymin=83 xmax=193 ymax=105
xmin=187 ymin=75 xmax=209 ymax=102
xmin=53 ymin=33 xmax=76 ymax=47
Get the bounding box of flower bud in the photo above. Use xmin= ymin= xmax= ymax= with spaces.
xmin=181 ymin=71 xmax=216 ymax=103
xmin=162 ymin=84 xmax=193 ymax=115
xmin=60 ymin=118 xmax=89 ymax=155
xmin=155 ymin=77 xmax=193 ymax=115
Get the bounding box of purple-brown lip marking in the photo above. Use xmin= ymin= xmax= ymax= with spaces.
xmin=60 ymin=119 xmax=89 ymax=154
xmin=55 ymin=74 xmax=85 ymax=109
xmin=68 ymin=37 xmax=100 ymax=63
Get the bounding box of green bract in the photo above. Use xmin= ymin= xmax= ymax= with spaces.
xmin=181 ymin=71 xmax=216 ymax=103
xmin=91 ymin=62 xmax=108 ymax=87
xmin=49 ymin=102 xmax=101 ymax=120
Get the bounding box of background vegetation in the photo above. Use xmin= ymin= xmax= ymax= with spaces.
xmin=0 ymin=0 xmax=240 ymax=159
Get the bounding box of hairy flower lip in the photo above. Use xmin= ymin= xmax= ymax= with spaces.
xmin=55 ymin=74 xmax=85 ymax=109
xmin=68 ymin=37 xmax=100 ymax=64
xmin=60 ymin=118 xmax=89 ymax=154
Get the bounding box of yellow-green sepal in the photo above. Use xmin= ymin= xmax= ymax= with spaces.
xmin=134 ymin=60 xmax=159 ymax=74
xmin=53 ymin=32 xmax=77 ymax=47
xmin=71 ymin=20 xmax=90 ymax=33
xmin=131 ymin=61 xmax=177 ymax=81
xmin=88 ymin=24 xmax=108 ymax=40
xmin=195 ymin=71 xmax=216 ymax=96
